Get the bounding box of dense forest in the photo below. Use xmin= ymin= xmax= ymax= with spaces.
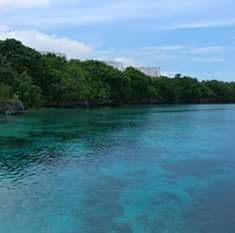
xmin=0 ymin=39 xmax=235 ymax=111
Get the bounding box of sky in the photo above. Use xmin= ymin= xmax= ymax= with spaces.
xmin=0 ymin=0 xmax=235 ymax=80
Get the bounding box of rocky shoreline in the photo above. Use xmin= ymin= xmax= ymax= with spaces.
xmin=0 ymin=99 xmax=24 ymax=115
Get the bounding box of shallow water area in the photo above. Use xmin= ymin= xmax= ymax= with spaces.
xmin=0 ymin=105 xmax=235 ymax=233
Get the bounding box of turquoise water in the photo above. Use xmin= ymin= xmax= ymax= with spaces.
xmin=0 ymin=105 xmax=235 ymax=233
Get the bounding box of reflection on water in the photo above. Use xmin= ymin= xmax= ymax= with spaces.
xmin=0 ymin=105 xmax=235 ymax=233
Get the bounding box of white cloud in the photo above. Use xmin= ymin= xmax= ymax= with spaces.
xmin=0 ymin=0 xmax=233 ymax=36
xmin=0 ymin=25 xmax=93 ymax=59
xmin=0 ymin=0 xmax=49 ymax=9
xmin=191 ymin=57 xmax=225 ymax=62
xmin=166 ymin=18 xmax=235 ymax=30
xmin=137 ymin=45 xmax=224 ymax=57
xmin=94 ymin=44 xmax=228 ymax=72
xmin=141 ymin=46 xmax=185 ymax=51
xmin=2 ymin=0 xmax=227 ymax=28
xmin=189 ymin=46 xmax=224 ymax=55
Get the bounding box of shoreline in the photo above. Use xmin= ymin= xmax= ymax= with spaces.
xmin=2 ymin=102 xmax=235 ymax=116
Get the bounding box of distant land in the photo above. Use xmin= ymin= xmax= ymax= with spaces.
xmin=0 ymin=39 xmax=235 ymax=114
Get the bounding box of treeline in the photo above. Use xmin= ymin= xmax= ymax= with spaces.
xmin=0 ymin=39 xmax=235 ymax=109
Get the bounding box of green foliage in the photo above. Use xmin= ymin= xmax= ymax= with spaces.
xmin=0 ymin=38 xmax=234 ymax=109
xmin=0 ymin=82 xmax=12 ymax=100
xmin=0 ymin=39 xmax=43 ymax=84
xmin=123 ymin=67 xmax=156 ymax=103
xmin=80 ymin=60 xmax=112 ymax=104
xmin=61 ymin=61 xmax=89 ymax=102
xmin=16 ymin=73 xmax=42 ymax=108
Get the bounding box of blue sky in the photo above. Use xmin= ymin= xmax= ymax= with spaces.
xmin=0 ymin=0 xmax=234 ymax=80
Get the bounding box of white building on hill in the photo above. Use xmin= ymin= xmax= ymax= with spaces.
xmin=104 ymin=61 xmax=125 ymax=71
xmin=137 ymin=67 xmax=161 ymax=77
xmin=103 ymin=61 xmax=161 ymax=77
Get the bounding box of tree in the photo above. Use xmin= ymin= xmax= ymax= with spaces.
xmin=16 ymin=73 xmax=42 ymax=108
xmin=0 ymin=38 xmax=234 ymax=108
xmin=0 ymin=83 xmax=12 ymax=100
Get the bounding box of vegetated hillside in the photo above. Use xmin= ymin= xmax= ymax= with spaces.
xmin=0 ymin=39 xmax=235 ymax=109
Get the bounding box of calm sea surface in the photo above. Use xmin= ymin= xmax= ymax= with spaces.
xmin=0 ymin=105 xmax=235 ymax=233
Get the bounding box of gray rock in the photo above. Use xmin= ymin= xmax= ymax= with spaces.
xmin=0 ymin=99 xmax=24 ymax=115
